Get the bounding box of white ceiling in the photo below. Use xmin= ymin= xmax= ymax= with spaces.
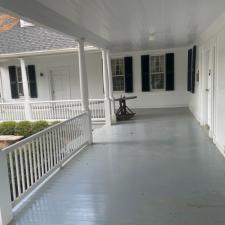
xmin=1 ymin=0 xmax=225 ymax=52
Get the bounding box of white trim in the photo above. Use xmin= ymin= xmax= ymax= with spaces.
xmin=150 ymin=55 xmax=166 ymax=91
xmin=111 ymin=46 xmax=189 ymax=57
xmin=0 ymin=47 xmax=100 ymax=60
xmin=214 ymin=138 xmax=225 ymax=158
xmin=0 ymin=69 xmax=4 ymax=102
xmin=133 ymin=104 xmax=188 ymax=109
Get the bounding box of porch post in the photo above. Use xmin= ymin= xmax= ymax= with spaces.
xmin=0 ymin=151 xmax=13 ymax=225
xmin=102 ymin=49 xmax=111 ymax=125
xmin=77 ymin=38 xmax=93 ymax=144
xmin=19 ymin=58 xmax=32 ymax=120
xmin=106 ymin=50 xmax=117 ymax=123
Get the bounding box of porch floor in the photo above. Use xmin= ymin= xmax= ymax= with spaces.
xmin=10 ymin=108 xmax=225 ymax=225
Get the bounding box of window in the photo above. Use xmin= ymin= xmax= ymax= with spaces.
xmin=16 ymin=67 xmax=24 ymax=97
xmin=111 ymin=58 xmax=125 ymax=91
xmin=8 ymin=65 xmax=38 ymax=99
xmin=150 ymin=55 xmax=165 ymax=90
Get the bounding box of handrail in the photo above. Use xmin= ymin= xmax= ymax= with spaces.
xmin=2 ymin=112 xmax=87 ymax=154
xmin=0 ymin=99 xmax=105 ymax=105
xmin=0 ymin=99 xmax=105 ymax=122
xmin=0 ymin=102 xmax=25 ymax=105
xmin=1 ymin=112 xmax=91 ymax=208
xmin=29 ymin=99 xmax=105 ymax=104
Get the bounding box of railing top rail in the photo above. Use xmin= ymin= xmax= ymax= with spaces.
xmin=1 ymin=112 xmax=88 ymax=154
xmin=0 ymin=102 xmax=25 ymax=105
xmin=0 ymin=99 xmax=105 ymax=105
xmin=29 ymin=99 xmax=82 ymax=104
xmin=89 ymin=99 xmax=105 ymax=101
xmin=29 ymin=99 xmax=104 ymax=104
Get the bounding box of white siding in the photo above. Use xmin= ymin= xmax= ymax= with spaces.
xmin=112 ymin=48 xmax=189 ymax=109
xmin=0 ymin=47 xmax=189 ymax=109
xmin=189 ymin=17 xmax=225 ymax=155
xmin=0 ymin=52 xmax=104 ymax=102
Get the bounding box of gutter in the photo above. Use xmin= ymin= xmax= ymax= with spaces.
xmin=0 ymin=69 xmax=4 ymax=102
xmin=0 ymin=47 xmax=100 ymax=60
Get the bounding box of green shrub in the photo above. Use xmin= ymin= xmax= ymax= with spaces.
xmin=15 ymin=121 xmax=33 ymax=137
xmin=0 ymin=121 xmax=17 ymax=135
xmin=31 ymin=120 xmax=49 ymax=134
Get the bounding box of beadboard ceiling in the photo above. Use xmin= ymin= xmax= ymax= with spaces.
xmin=1 ymin=0 xmax=225 ymax=52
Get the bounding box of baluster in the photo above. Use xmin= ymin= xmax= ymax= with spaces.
xmin=32 ymin=141 xmax=37 ymax=183
xmin=14 ymin=150 xmax=21 ymax=196
xmin=46 ymin=132 xmax=51 ymax=171
xmin=24 ymin=145 xmax=30 ymax=189
xmin=36 ymin=139 xmax=41 ymax=180
xmin=19 ymin=147 xmax=25 ymax=193
xmin=39 ymin=136 xmax=44 ymax=176
xmin=9 ymin=152 xmax=16 ymax=201
xmin=42 ymin=135 xmax=47 ymax=174
xmin=28 ymin=143 xmax=34 ymax=185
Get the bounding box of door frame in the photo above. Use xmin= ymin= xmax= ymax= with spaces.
xmin=48 ymin=66 xmax=71 ymax=101
xmin=200 ymin=41 xmax=217 ymax=138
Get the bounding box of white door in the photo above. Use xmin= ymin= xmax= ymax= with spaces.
xmin=50 ymin=68 xmax=70 ymax=100
xmin=203 ymin=47 xmax=216 ymax=133
xmin=208 ymin=47 xmax=216 ymax=136
xmin=204 ymin=50 xmax=210 ymax=126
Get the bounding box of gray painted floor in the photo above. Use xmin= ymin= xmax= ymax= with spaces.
xmin=10 ymin=108 xmax=225 ymax=225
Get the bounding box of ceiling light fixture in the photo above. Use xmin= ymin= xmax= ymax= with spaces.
xmin=149 ymin=33 xmax=155 ymax=41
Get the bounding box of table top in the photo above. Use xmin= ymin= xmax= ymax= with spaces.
xmin=115 ymin=96 xmax=137 ymax=101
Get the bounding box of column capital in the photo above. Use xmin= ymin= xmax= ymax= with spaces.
xmin=101 ymin=48 xmax=110 ymax=53
xmin=76 ymin=37 xmax=86 ymax=44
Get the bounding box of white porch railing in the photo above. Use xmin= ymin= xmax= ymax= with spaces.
xmin=30 ymin=100 xmax=83 ymax=121
xmin=1 ymin=112 xmax=90 ymax=208
xmin=0 ymin=99 xmax=105 ymax=122
xmin=0 ymin=103 xmax=26 ymax=121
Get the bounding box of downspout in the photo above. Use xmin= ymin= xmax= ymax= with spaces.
xmin=0 ymin=66 xmax=4 ymax=103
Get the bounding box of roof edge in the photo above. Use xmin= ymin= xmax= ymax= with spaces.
xmin=0 ymin=47 xmax=100 ymax=59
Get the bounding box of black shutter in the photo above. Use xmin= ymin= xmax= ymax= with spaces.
xmin=191 ymin=46 xmax=197 ymax=93
xmin=165 ymin=53 xmax=175 ymax=91
xmin=187 ymin=49 xmax=192 ymax=92
xmin=27 ymin=65 xmax=38 ymax=98
xmin=141 ymin=55 xmax=150 ymax=92
xmin=124 ymin=57 xmax=133 ymax=93
xmin=8 ymin=66 xmax=19 ymax=99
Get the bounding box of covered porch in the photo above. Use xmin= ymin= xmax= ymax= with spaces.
xmin=6 ymin=108 xmax=225 ymax=225
xmin=0 ymin=45 xmax=115 ymax=124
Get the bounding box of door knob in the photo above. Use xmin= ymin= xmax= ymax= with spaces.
xmin=205 ymin=89 xmax=209 ymax=92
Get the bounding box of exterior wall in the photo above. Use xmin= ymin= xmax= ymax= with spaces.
xmin=111 ymin=48 xmax=189 ymax=109
xmin=189 ymin=16 xmax=225 ymax=155
xmin=0 ymin=52 xmax=104 ymax=102
xmin=0 ymin=47 xmax=189 ymax=109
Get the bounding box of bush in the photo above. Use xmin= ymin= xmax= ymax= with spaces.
xmin=15 ymin=121 xmax=33 ymax=137
xmin=0 ymin=120 xmax=55 ymax=137
xmin=50 ymin=121 xmax=60 ymax=126
xmin=0 ymin=121 xmax=17 ymax=135
xmin=31 ymin=121 xmax=49 ymax=134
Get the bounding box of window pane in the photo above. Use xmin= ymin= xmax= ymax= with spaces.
xmin=151 ymin=73 xmax=164 ymax=89
xmin=17 ymin=68 xmax=22 ymax=82
xmin=113 ymin=76 xmax=124 ymax=91
xmin=151 ymin=55 xmax=165 ymax=73
xmin=111 ymin=58 xmax=125 ymax=91
xmin=18 ymin=83 xmax=24 ymax=96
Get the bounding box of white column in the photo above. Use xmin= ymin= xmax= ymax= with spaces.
xmin=102 ymin=49 xmax=111 ymax=125
xmin=19 ymin=58 xmax=32 ymax=120
xmin=78 ymin=38 xmax=93 ymax=144
xmin=0 ymin=151 xmax=13 ymax=225
xmin=106 ymin=50 xmax=117 ymax=123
